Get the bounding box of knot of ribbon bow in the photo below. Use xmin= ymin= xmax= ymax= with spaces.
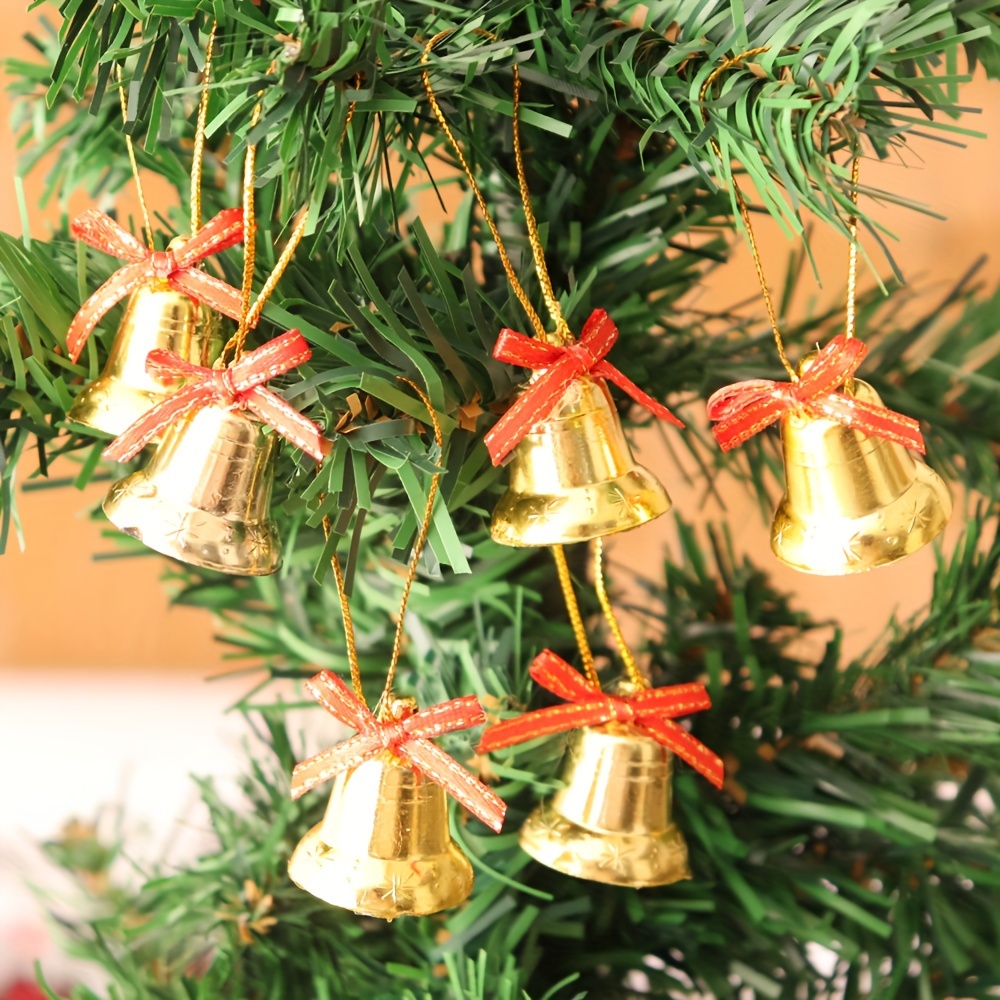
xmin=67 ymin=208 xmax=247 ymax=363
xmin=478 ymin=650 xmax=724 ymax=789
xmin=102 ymin=330 xmax=328 ymax=463
xmin=483 ymin=308 xmax=684 ymax=465
xmin=707 ymin=334 xmax=925 ymax=454
xmin=291 ymin=670 xmax=507 ymax=833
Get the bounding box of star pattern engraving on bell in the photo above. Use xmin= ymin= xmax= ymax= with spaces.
xmin=906 ymin=499 xmax=933 ymax=534
xmin=105 ymin=477 xmax=132 ymax=509
xmin=244 ymin=523 xmax=269 ymax=562
xmin=772 ymin=520 xmax=790 ymax=549
xmin=162 ymin=509 xmax=194 ymax=549
xmin=533 ymin=808 xmax=573 ymax=839
xmin=596 ymin=840 xmax=635 ymax=874
xmin=840 ymin=531 xmax=864 ymax=565
xmin=604 ymin=482 xmax=636 ymax=517
xmin=378 ymin=870 xmax=416 ymax=904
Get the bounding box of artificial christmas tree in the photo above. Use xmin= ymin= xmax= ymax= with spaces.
xmin=5 ymin=2 xmax=1000 ymax=998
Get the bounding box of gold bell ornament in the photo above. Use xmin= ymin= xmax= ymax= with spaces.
xmin=704 ymin=148 xmax=950 ymax=574
xmin=422 ymin=48 xmax=682 ymax=548
xmin=479 ymin=650 xmax=722 ymax=888
xmin=66 ymin=30 xmax=246 ymax=437
xmin=770 ymin=364 xmax=951 ymax=574
xmin=101 ymin=328 xmax=326 ymax=576
xmin=478 ymin=542 xmax=724 ymax=888
xmin=707 ymin=338 xmax=951 ymax=575
xmin=288 ymin=398 xmax=505 ymax=918
xmin=289 ymin=681 xmax=504 ymax=918
xmin=484 ymin=313 xmax=683 ymax=547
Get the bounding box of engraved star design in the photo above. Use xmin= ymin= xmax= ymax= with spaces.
xmin=772 ymin=520 xmax=790 ymax=549
xmin=533 ymin=808 xmax=572 ymax=838
xmin=162 ymin=510 xmax=193 ymax=548
xmin=596 ymin=840 xmax=637 ymax=874
xmin=905 ymin=500 xmax=932 ymax=534
xmin=379 ymin=871 xmax=415 ymax=904
xmin=604 ymin=483 xmax=636 ymax=518
xmin=243 ymin=523 xmax=269 ymax=562
xmin=105 ymin=478 xmax=132 ymax=508
xmin=840 ymin=531 xmax=864 ymax=565
xmin=523 ymin=497 xmax=572 ymax=530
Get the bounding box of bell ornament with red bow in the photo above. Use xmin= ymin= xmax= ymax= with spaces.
xmin=102 ymin=330 xmax=327 ymax=577
xmin=288 ymin=673 xmax=505 ymax=919
xmin=66 ymin=212 xmax=246 ymax=438
xmin=517 ymin=678 xmax=693 ymax=889
xmin=708 ymin=337 xmax=951 ymax=576
xmin=288 ymin=696 xmax=477 ymax=920
xmin=772 ymin=372 xmax=951 ymax=576
xmin=487 ymin=309 xmax=682 ymax=547
xmin=479 ymin=652 xmax=722 ymax=888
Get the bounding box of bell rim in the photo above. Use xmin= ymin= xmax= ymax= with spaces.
xmin=518 ymin=802 xmax=692 ymax=889
xmin=103 ymin=470 xmax=282 ymax=577
xmin=771 ymin=458 xmax=952 ymax=576
xmin=67 ymin=378 xmax=166 ymax=440
xmin=490 ymin=466 xmax=672 ymax=547
xmin=288 ymin=821 xmax=475 ymax=918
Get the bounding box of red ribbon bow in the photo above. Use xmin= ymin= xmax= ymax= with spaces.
xmin=478 ymin=650 xmax=724 ymax=789
xmin=67 ymin=208 xmax=247 ymax=363
xmin=102 ymin=330 xmax=328 ymax=463
xmin=483 ymin=308 xmax=684 ymax=465
xmin=291 ymin=670 xmax=507 ymax=833
xmin=707 ymin=335 xmax=925 ymax=454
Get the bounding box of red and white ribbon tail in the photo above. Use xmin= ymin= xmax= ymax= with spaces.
xmin=402 ymin=738 xmax=507 ymax=832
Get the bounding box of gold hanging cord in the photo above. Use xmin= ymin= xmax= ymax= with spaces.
xmin=379 ymin=379 xmax=444 ymax=715
xmin=701 ymin=50 xmax=865 ymax=374
xmin=421 ymin=31 xmax=571 ymax=345
xmin=116 ymin=68 xmax=154 ymax=252
xmin=593 ymin=538 xmax=647 ymax=689
xmin=116 ymin=20 xmax=218 ymax=250
xmin=190 ymin=20 xmax=217 ymax=235
xmin=323 ymin=518 xmax=367 ymax=702
xmin=320 ymin=381 xmax=444 ymax=716
xmin=844 ymin=155 xmax=861 ymax=341
xmin=551 ymin=545 xmax=598 ymax=686
xmin=699 ymin=47 xmax=798 ymax=380
xmin=220 ymin=59 xmax=328 ymax=366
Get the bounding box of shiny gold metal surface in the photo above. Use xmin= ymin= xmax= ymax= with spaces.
xmin=519 ymin=720 xmax=691 ymax=888
xmin=771 ymin=378 xmax=951 ymax=575
xmin=288 ymin=752 xmax=475 ymax=919
xmin=491 ymin=376 xmax=671 ymax=547
xmin=67 ymin=281 xmax=221 ymax=437
xmin=102 ymin=403 xmax=281 ymax=575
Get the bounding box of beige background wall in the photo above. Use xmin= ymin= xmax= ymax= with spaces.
xmin=0 ymin=9 xmax=998 ymax=669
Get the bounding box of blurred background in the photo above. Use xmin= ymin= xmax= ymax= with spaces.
xmin=1 ymin=6 xmax=999 ymax=995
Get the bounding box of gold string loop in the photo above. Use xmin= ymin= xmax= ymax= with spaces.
xmin=322 ymin=515 xmax=366 ymax=701
xmin=316 ymin=380 xmax=443 ymax=714
xmin=699 ymin=48 xmax=798 ymax=380
xmin=551 ymin=545 xmax=598 ymax=685
xmin=221 ymin=72 xmax=355 ymax=366
xmin=593 ymin=538 xmax=646 ymax=689
xmin=845 ymin=155 xmax=861 ymax=341
xmin=116 ymin=69 xmax=154 ymax=251
xmin=421 ymin=33 xmax=569 ymax=345
xmin=376 ymin=379 xmax=445 ymax=717
xmin=190 ymin=20 xmax=217 ymax=235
